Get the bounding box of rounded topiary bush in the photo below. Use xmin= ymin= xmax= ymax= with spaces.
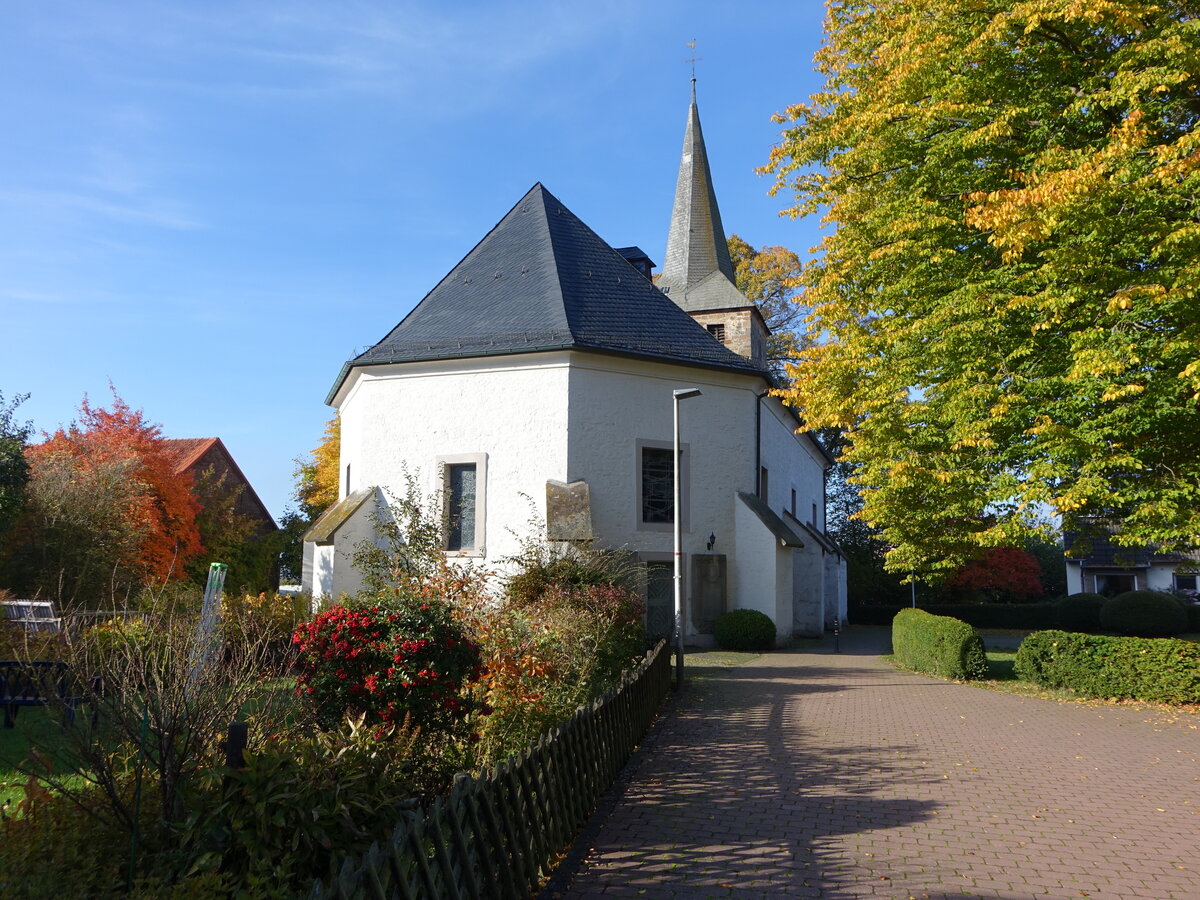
xmin=1099 ymin=590 xmax=1188 ymax=637
xmin=714 ymin=609 xmax=776 ymax=651
xmin=1056 ymin=592 xmax=1108 ymax=632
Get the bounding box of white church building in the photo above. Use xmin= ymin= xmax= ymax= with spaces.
xmin=303 ymin=85 xmax=847 ymax=644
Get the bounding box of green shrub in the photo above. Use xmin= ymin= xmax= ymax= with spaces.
xmin=714 ymin=609 xmax=776 ymax=651
xmin=177 ymin=715 xmax=445 ymax=892
xmin=222 ymin=591 xmax=308 ymax=670
xmin=1056 ymin=593 xmax=1108 ymax=632
xmin=0 ymin=619 xmax=68 ymax=662
xmin=1100 ymin=590 xmax=1188 ymax=637
xmin=849 ymin=602 xmax=1058 ymax=630
xmin=467 ymin=581 xmax=646 ymax=762
xmin=891 ymin=608 xmax=988 ymax=680
xmin=1015 ymin=630 xmax=1200 ymax=703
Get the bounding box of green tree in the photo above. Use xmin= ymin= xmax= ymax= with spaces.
xmin=0 ymin=391 xmax=32 ymax=540
xmin=185 ymin=465 xmax=279 ymax=593
xmin=763 ymin=1 xmax=1200 ymax=578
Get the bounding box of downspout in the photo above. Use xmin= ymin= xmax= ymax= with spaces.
xmin=754 ymin=390 xmax=769 ymax=497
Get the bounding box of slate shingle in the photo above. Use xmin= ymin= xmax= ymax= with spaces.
xmin=327 ymin=184 xmax=764 ymax=403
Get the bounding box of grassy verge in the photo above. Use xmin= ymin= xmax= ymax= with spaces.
xmin=683 ymin=650 xmax=760 ymax=678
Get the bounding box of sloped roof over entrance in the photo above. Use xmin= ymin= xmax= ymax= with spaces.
xmin=327 ymin=183 xmax=763 ymax=403
xmin=737 ymin=492 xmax=805 ymax=549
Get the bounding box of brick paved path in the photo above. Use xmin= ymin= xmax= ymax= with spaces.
xmin=546 ymin=627 xmax=1200 ymax=899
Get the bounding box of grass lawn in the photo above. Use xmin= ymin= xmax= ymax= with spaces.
xmin=0 ymin=706 xmax=89 ymax=813
xmin=0 ymin=675 xmax=298 ymax=816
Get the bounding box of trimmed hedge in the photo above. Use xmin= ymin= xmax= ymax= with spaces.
xmin=1015 ymin=630 xmax=1200 ymax=703
xmin=892 ymin=608 xmax=989 ymax=680
xmin=1055 ymin=593 xmax=1107 ymax=632
xmin=1100 ymin=591 xmax=1188 ymax=637
xmin=714 ymin=608 xmax=776 ymax=651
xmin=854 ymin=602 xmax=1058 ymax=630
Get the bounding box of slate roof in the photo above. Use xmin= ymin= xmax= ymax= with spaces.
xmin=1064 ymin=522 xmax=1200 ymax=568
xmin=657 ymin=81 xmax=746 ymax=314
xmin=327 ymin=183 xmax=764 ymax=403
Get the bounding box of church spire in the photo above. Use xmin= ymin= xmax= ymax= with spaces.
xmin=658 ymin=80 xmax=744 ymax=313
xmin=658 ymin=79 xmax=769 ymax=370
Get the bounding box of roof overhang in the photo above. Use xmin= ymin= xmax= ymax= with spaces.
xmin=737 ymin=491 xmax=805 ymax=548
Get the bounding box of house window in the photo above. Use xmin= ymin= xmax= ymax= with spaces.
xmin=1174 ymin=573 xmax=1198 ymax=596
xmin=344 ymin=463 xmax=351 ymax=497
xmin=790 ymin=489 xmax=797 ymax=518
xmin=758 ymin=466 xmax=769 ymax=502
xmin=637 ymin=440 xmax=688 ymax=532
xmin=437 ymin=453 xmax=487 ymax=556
xmin=1093 ymin=572 xmax=1137 ymax=596
xmin=447 ymin=464 xmax=476 ymax=551
xmin=641 ymin=447 xmax=673 ymax=524
xmin=707 ymin=323 xmax=726 ymax=343
xmin=812 ymin=502 xmax=818 ymax=526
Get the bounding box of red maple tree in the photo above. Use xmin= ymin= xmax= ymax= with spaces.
xmin=946 ymin=546 xmax=1044 ymax=603
xmin=29 ymin=389 xmax=202 ymax=588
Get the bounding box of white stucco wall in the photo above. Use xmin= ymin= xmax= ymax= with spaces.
xmin=824 ymin=553 xmax=848 ymax=627
xmin=792 ymin=543 xmax=824 ymax=638
xmin=733 ymin=497 xmax=782 ymax=633
xmin=1065 ymin=563 xmax=1084 ymax=595
xmin=328 ymin=495 xmax=385 ymax=600
xmin=758 ymin=397 xmax=828 ymax=532
xmin=564 ymin=354 xmax=760 ymax=564
xmin=334 ymin=354 xmax=572 ymax=569
xmin=318 ymin=348 xmax=836 ymax=642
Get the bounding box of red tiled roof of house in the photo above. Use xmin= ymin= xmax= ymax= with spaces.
xmin=160 ymin=437 xmax=219 ymax=474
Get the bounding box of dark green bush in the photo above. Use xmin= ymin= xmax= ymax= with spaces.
xmin=1056 ymin=593 xmax=1108 ymax=632
xmin=850 ymin=602 xmax=1057 ymax=630
xmin=891 ymin=608 xmax=988 ymax=680
xmin=1100 ymin=590 xmax=1188 ymax=637
xmin=1015 ymin=630 xmax=1200 ymax=703
xmin=714 ymin=609 xmax=776 ymax=651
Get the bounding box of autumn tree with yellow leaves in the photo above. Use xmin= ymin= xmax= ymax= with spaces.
xmin=763 ymin=0 xmax=1200 ymax=577
xmin=727 ymin=234 xmax=809 ymax=378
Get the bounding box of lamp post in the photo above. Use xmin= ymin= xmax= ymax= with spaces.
xmin=673 ymin=387 xmax=702 ymax=690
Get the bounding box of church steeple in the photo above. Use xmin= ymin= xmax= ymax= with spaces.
xmin=658 ymin=80 xmax=740 ymax=306
xmin=658 ymin=80 xmax=769 ymax=370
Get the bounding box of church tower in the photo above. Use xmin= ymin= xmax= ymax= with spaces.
xmin=657 ymin=80 xmax=769 ymax=370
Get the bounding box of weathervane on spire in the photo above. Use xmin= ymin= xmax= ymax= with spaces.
xmin=684 ymin=39 xmax=702 ymax=83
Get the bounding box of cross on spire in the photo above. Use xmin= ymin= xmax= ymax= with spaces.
xmin=684 ymin=39 xmax=702 ymax=84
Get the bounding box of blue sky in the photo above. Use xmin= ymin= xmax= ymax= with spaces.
xmin=1 ymin=1 xmax=828 ymax=521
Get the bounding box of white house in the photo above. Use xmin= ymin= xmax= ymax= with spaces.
xmin=303 ymin=84 xmax=847 ymax=643
xmin=1064 ymin=520 xmax=1200 ymax=599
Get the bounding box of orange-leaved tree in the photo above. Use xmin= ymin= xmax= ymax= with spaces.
xmin=16 ymin=389 xmax=202 ymax=606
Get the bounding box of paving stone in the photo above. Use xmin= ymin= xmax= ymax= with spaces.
xmin=542 ymin=626 xmax=1200 ymax=898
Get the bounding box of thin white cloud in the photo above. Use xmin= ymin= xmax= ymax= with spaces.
xmin=0 ymin=189 xmax=202 ymax=231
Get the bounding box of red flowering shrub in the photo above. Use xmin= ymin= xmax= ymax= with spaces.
xmin=292 ymin=597 xmax=484 ymax=735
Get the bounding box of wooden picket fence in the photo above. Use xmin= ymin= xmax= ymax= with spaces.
xmin=308 ymin=638 xmax=672 ymax=900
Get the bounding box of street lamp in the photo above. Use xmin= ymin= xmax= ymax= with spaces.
xmin=673 ymin=387 xmax=702 ymax=690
